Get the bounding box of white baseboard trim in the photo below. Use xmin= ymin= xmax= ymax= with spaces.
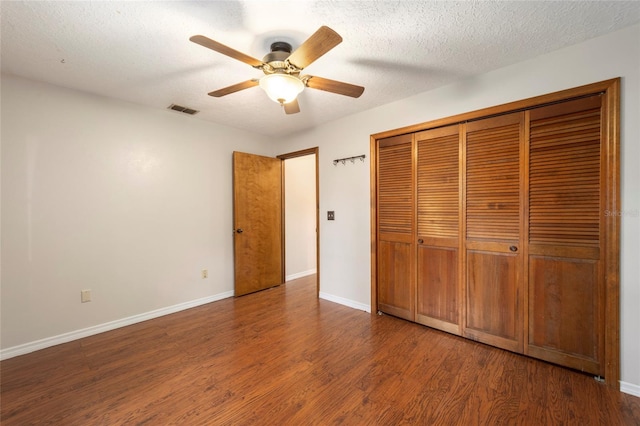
xmin=620 ymin=381 xmax=640 ymax=397
xmin=319 ymin=291 xmax=371 ymax=313
xmin=285 ymin=269 xmax=317 ymax=282
xmin=0 ymin=290 xmax=234 ymax=361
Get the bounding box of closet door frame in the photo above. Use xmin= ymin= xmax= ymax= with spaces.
xmin=370 ymin=78 xmax=620 ymax=388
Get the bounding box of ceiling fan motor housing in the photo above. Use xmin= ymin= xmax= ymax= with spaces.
xmin=263 ymin=42 xmax=295 ymax=74
xmin=270 ymin=41 xmax=292 ymax=53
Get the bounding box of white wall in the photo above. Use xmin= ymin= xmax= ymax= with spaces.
xmin=0 ymin=74 xmax=274 ymax=353
xmin=284 ymin=155 xmax=316 ymax=281
xmin=277 ymin=24 xmax=640 ymax=390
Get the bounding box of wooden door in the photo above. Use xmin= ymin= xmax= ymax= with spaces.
xmin=371 ymin=80 xmax=619 ymax=386
xmin=233 ymin=151 xmax=283 ymax=296
xmin=526 ymin=95 xmax=604 ymax=375
xmin=415 ymin=125 xmax=461 ymax=334
xmin=376 ymin=134 xmax=415 ymax=321
xmin=463 ymin=113 xmax=524 ymax=352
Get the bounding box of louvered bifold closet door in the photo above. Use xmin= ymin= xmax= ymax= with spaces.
xmin=377 ymin=134 xmax=415 ymax=321
xmin=464 ymin=112 xmax=524 ymax=352
xmin=415 ymin=125 xmax=461 ymax=334
xmin=526 ymin=95 xmax=604 ymax=376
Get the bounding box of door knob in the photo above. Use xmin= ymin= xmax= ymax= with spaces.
xmin=418 ymin=239 xmax=424 ymax=244
xmin=236 ymin=228 xmax=243 ymax=234
xmin=509 ymin=245 xmax=518 ymax=252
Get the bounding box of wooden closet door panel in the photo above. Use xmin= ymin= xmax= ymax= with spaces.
xmin=378 ymin=240 xmax=413 ymax=319
xmin=466 ymin=115 xmax=521 ymax=241
xmin=377 ymin=134 xmax=415 ymax=321
xmin=416 ymin=126 xmax=460 ymax=239
xmin=415 ymin=125 xmax=461 ymax=333
xmin=528 ymin=253 xmax=601 ymax=374
xmin=463 ymin=113 xmax=524 ymax=352
xmin=417 ymin=246 xmax=458 ymax=333
xmin=465 ymin=249 xmax=520 ymax=350
xmin=527 ymin=95 xmax=604 ymax=375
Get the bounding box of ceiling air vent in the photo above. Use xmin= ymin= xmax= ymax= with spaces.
xmin=167 ymin=104 xmax=199 ymax=115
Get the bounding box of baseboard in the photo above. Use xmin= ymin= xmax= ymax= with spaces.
xmin=285 ymin=269 xmax=317 ymax=282
xmin=319 ymin=291 xmax=371 ymax=313
xmin=0 ymin=290 xmax=234 ymax=361
xmin=620 ymin=381 xmax=640 ymax=397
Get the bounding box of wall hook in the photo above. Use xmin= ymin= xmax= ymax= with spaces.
xmin=333 ymin=154 xmax=366 ymax=166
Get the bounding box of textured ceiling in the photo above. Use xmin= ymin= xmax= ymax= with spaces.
xmin=2 ymin=1 xmax=639 ymax=138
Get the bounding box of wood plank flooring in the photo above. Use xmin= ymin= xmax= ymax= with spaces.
xmin=2 ymin=274 xmax=639 ymax=425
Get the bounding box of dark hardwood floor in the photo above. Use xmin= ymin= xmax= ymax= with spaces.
xmin=1 ymin=274 xmax=639 ymax=425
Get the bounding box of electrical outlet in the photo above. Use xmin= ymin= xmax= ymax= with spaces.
xmin=327 ymin=211 xmax=335 ymax=220
xmin=81 ymin=289 xmax=91 ymax=303
xmin=202 ymin=269 xmax=208 ymax=279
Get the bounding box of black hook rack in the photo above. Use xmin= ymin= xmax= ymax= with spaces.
xmin=333 ymin=154 xmax=366 ymax=166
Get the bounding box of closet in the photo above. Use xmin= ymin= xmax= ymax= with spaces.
xmin=371 ymin=79 xmax=620 ymax=387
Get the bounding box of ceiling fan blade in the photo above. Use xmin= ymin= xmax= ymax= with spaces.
xmin=283 ymin=99 xmax=301 ymax=115
xmin=190 ymin=35 xmax=264 ymax=68
xmin=286 ymin=26 xmax=342 ymax=69
xmin=208 ymin=79 xmax=259 ymax=97
xmin=305 ymin=76 xmax=365 ymax=98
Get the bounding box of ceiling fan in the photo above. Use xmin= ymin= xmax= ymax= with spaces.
xmin=190 ymin=26 xmax=365 ymax=114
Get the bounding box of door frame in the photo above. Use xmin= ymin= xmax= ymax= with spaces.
xmin=370 ymin=78 xmax=620 ymax=388
xmin=277 ymin=147 xmax=320 ymax=296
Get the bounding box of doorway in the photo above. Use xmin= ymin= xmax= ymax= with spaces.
xmin=278 ymin=148 xmax=319 ymax=294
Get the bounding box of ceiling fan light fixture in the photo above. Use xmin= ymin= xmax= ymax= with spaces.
xmin=259 ymin=73 xmax=305 ymax=104
xmin=191 ymin=27 xmax=363 ymax=114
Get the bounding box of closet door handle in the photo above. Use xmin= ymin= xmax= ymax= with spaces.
xmin=509 ymin=245 xmax=518 ymax=252
xmin=418 ymin=239 xmax=424 ymax=244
